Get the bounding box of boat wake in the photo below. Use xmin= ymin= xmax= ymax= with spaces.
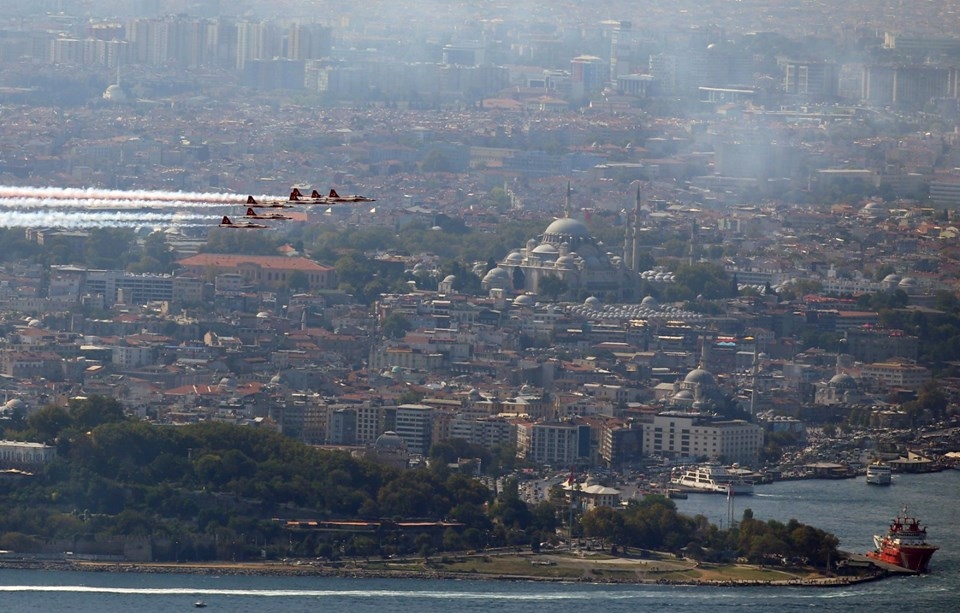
xmin=0 ymin=584 xmax=866 ymax=601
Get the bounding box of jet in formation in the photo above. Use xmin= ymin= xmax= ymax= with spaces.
xmin=287 ymin=188 xmax=376 ymax=203
xmin=219 ymin=215 xmax=269 ymax=229
xmin=246 ymin=195 xmax=295 ymax=209
xmin=218 ymin=187 xmax=375 ymax=228
xmin=244 ymin=207 xmax=292 ymax=221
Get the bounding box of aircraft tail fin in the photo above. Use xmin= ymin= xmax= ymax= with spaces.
xmin=220 ymin=216 xmax=233 ymax=225
xmin=290 ymin=188 xmax=302 ymax=200
xmin=247 ymin=195 xmax=257 ymax=205
xmin=246 ymin=207 xmax=257 ymax=217
xmin=311 ymin=190 xmax=322 ymax=199
xmin=328 ymin=189 xmax=340 ymax=198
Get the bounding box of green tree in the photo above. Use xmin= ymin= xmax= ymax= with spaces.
xmin=668 ymin=262 xmax=738 ymax=301
xmin=26 ymin=405 xmax=73 ymax=442
xmin=68 ymin=395 xmax=126 ymax=430
xmin=285 ymin=270 xmax=310 ymax=292
xmin=335 ymin=252 xmax=372 ymax=290
xmin=581 ymin=505 xmax=626 ymax=548
xmin=483 ymin=187 xmax=512 ymax=211
xmin=538 ymin=274 xmax=569 ymax=301
xmin=381 ymin=313 xmax=413 ymax=339
xmin=873 ymin=264 xmax=896 ymax=282
xmin=85 ymin=228 xmax=136 ymax=269
xmin=0 ymin=229 xmax=41 ymax=262
xmin=203 ymin=228 xmax=282 ymax=255
xmin=128 ymin=231 xmax=178 ymax=273
xmin=421 ymin=150 xmax=455 ymax=173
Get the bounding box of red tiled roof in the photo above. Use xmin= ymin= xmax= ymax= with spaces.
xmin=177 ymin=253 xmax=333 ymax=272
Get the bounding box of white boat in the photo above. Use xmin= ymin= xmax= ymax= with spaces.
xmin=866 ymin=461 xmax=892 ymax=485
xmin=670 ymin=463 xmax=754 ymax=495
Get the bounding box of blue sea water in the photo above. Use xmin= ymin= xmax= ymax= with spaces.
xmin=1 ymin=470 xmax=957 ymax=612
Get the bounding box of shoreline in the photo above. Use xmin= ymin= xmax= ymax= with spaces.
xmin=0 ymin=555 xmax=891 ymax=588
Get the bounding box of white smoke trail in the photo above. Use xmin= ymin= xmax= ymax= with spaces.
xmin=0 ymin=185 xmax=247 ymax=204
xmin=0 ymin=197 xmax=233 ymax=210
xmin=0 ymin=211 xmax=218 ymax=229
xmin=0 ymin=185 xmax=296 ymax=228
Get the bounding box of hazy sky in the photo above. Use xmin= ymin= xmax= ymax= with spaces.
xmin=6 ymin=0 xmax=960 ymax=39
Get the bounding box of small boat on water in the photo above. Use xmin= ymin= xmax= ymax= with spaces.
xmin=670 ymin=463 xmax=754 ymax=495
xmin=866 ymin=461 xmax=892 ymax=485
xmin=866 ymin=508 xmax=938 ymax=572
xmin=194 ymin=601 xmax=207 ymax=608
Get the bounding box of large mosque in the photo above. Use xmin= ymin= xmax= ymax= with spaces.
xmin=482 ymin=188 xmax=645 ymax=301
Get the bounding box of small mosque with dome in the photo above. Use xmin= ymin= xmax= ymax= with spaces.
xmin=360 ymin=431 xmax=409 ymax=470
xmin=660 ymin=340 xmax=733 ymax=412
xmin=814 ymin=372 xmax=862 ymax=405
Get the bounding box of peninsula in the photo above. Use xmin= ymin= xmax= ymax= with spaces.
xmin=0 ymin=547 xmax=897 ymax=588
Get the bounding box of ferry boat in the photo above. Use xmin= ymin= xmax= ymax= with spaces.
xmin=670 ymin=463 xmax=754 ymax=495
xmin=866 ymin=508 xmax=938 ymax=572
xmin=865 ymin=461 xmax=892 ymax=485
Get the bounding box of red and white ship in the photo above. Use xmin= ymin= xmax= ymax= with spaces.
xmin=866 ymin=508 xmax=939 ymax=572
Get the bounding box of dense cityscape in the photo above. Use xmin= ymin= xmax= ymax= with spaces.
xmin=0 ymin=0 xmax=958 ymax=583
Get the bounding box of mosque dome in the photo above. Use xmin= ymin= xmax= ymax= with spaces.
xmin=684 ymin=367 xmax=716 ymax=386
xmin=103 ymin=83 xmax=127 ymax=103
xmin=3 ymin=398 xmax=25 ymax=412
xmin=829 ymin=373 xmax=857 ymax=390
xmin=514 ymin=294 xmax=536 ymax=307
xmin=543 ymin=217 xmax=590 ymax=245
xmin=375 ymin=431 xmax=406 ymax=450
xmin=481 ymin=267 xmax=510 ymax=289
xmin=583 ymin=255 xmax=604 ymax=269
xmin=531 ymin=243 xmax=559 ymax=256
xmin=584 ymin=296 xmax=602 ymax=309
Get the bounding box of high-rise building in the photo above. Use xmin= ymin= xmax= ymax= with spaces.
xmin=782 ymin=60 xmax=838 ymax=99
xmin=642 ymin=412 xmax=762 ymax=465
xmin=570 ymin=55 xmax=607 ymax=99
xmin=395 ymin=404 xmax=434 ymax=456
xmin=516 ymin=419 xmax=591 ymax=465
xmin=288 ymin=23 xmax=332 ymax=61
xmin=648 ymin=54 xmax=678 ymax=95
xmin=236 ymin=21 xmax=279 ymax=71
xmin=326 ymin=407 xmax=357 ymax=445
xmin=442 ymin=41 xmax=485 ymax=66
xmin=883 ymin=33 xmax=960 ymax=58
xmin=608 ymin=20 xmax=632 ymax=82
xmin=862 ymin=65 xmax=956 ymax=108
